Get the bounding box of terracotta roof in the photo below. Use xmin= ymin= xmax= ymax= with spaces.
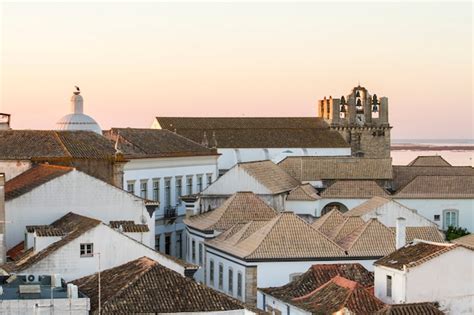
xmin=1 ymin=213 xmax=101 ymax=273
xmin=286 ymin=184 xmax=320 ymax=201
xmin=389 ymin=227 xmax=445 ymax=243
xmin=327 ymin=217 xmax=366 ymax=242
xmin=184 ymin=192 xmax=278 ymax=233
xmin=452 ymin=233 xmax=474 ymax=249
xmin=375 ymin=302 xmax=444 ymax=314
xmin=338 ymin=219 xmax=396 ymax=257
xmin=207 ymin=212 xmax=346 ymax=261
xmin=109 ymin=221 xmax=149 ymax=232
xmin=343 ymin=196 xmax=392 ymax=217
xmin=72 ymin=257 xmax=249 ymax=314
xmin=238 ymin=160 xmax=300 ymax=194
xmin=320 ymin=180 xmax=389 ymax=198
xmin=312 ymin=209 xmax=346 ymax=236
xmin=392 ymin=165 xmax=474 ymax=190
xmin=289 ymin=276 xmax=385 ymax=315
xmin=25 ymin=225 xmax=65 ymax=237
xmin=374 ymin=241 xmax=458 ymax=270
xmin=408 ymin=156 xmax=452 ymax=166
xmin=5 ymin=164 xmax=73 ymax=201
xmin=260 ymin=263 xmax=374 ymax=301
xmin=6 ymin=241 xmax=24 ymax=261
xmin=395 ymin=175 xmax=474 ymax=199
xmin=155 ymin=117 xmax=349 ymax=148
xmin=0 ymin=130 xmax=117 ymax=160
xmin=278 ymin=157 xmax=393 ymax=181
xmin=104 ymin=128 xmax=218 ymax=159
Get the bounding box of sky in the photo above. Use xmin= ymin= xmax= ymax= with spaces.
xmin=1 ymin=1 xmax=472 ymax=139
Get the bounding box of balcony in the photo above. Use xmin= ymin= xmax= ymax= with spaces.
xmin=164 ymin=207 xmax=177 ymax=219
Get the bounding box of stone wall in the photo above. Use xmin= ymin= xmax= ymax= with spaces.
xmin=333 ymin=126 xmax=391 ymax=158
xmin=245 ymin=266 xmax=258 ymax=306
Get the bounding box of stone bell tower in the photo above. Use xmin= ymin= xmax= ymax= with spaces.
xmin=317 ymin=85 xmax=391 ymax=158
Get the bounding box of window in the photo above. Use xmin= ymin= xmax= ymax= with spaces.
xmin=228 ymin=268 xmax=234 ymax=294
xmin=209 ymin=259 xmax=215 ymax=286
xmin=443 ymin=210 xmax=459 ymax=230
xmin=191 ymin=239 xmax=196 ymax=262
xmin=155 ymin=235 xmax=160 ymax=251
xmin=186 ymin=176 xmax=193 ymax=195
xmin=165 ymin=233 xmax=171 ymax=255
xmin=80 ymin=243 xmax=93 ymax=257
xmin=164 ymin=178 xmax=171 ymax=208
xmin=237 ymin=272 xmax=243 ymax=298
xmin=152 ymin=179 xmax=160 ymax=202
xmin=386 ymin=275 xmax=392 ymax=297
xmin=199 ymin=243 xmax=203 ymax=265
xmin=434 ymin=214 xmax=440 ymax=221
xmin=207 ymin=173 xmax=213 ymax=187
xmin=176 ymin=231 xmax=182 ymax=258
xmin=140 ymin=180 xmax=148 ymax=199
xmin=197 ymin=175 xmax=203 ymax=192
xmin=175 ymin=177 xmax=182 ymax=201
xmin=218 ymin=263 xmax=224 ymax=290
xmin=126 ymin=181 xmax=135 ymax=194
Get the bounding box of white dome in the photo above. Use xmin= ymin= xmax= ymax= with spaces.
xmin=55 ymin=88 xmax=102 ymax=134
xmin=56 ymin=113 xmax=102 ymax=134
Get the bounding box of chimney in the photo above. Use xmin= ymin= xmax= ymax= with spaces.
xmin=0 ymin=173 xmax=5 ymax=263
xmin=396 ymin=217 xmax=406 ymax=249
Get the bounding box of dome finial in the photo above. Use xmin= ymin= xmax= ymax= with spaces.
xmin=74 ymin=85 xmax=80 ymax=95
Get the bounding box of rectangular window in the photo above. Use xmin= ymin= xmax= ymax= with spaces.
xmin=237 ymin=272 xmax=243 ymax=298
xmin=175 ymin=177 xmax=182 ymax=202
xmin=140 ymin=180 xmax=148 ymax=199
xmin=164 ymin=178 xmax=171 ymax=209
xmin=186 ymin=176 xmax=193 ymax=195
xmin=218 ymin=263 xmax=224 ymax=290
xmin=207 ymin=173 xmax=213 ymax=187
xmin=228 ymin=268 xmax=233 ymax=294
xmin=199 ymin=243 xmax=203 ymax=266
xmin=191 ymin=239 xmax=196 ymax=262
xmin=155 ymin=235 xmax=160 ymax=251
xmin=444 ymin=210 xmax=459 ymax=229
xmin=209 ymin=260 xmax=215 ymax=286
xmin=80 ymin=243 xmax=93 ymax=257
xmin=152 ymin=179 xmax=160 ymax=202
xmin=165 ymin=233 xmax=171 ymax=255
xmin=126 ymin=181 xmax=135 ymax=194
xmin=434 ymin=214 xmax=440 ymax=221
xmin=197 ymin=175 xmax=203 ymax=192
xmin=176 ymin=231 xmax=182 ymax=258
xmin=386 ymin=275 xmax=392 ymax=297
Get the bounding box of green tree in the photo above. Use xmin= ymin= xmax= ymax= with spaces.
xmin=445 ymin=226 xmax=470 ymax=241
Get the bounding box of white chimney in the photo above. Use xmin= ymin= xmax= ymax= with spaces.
xmin=396 ymin=217 xmax=406 ymax=249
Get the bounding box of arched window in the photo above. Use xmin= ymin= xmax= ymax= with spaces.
xmin=209 ymin=259 xmax=215 ymax=286
xmin=218 ymin=263 xmax=224 ymax=290
xmin=321 ymin=202 xmax=348 ymax=216
xmin=237 ymin=272 xmax=243 ymax=298
xmin=228 ymin=268 xmax=234 ymax=294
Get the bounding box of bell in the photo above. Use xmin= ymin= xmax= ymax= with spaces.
xmin=356 ymin=99 xmax=362 ymax=107
xmin=341 ymin=96 xmax=346 ymax=105
xmin=355 ymin=90 xmax=360 ymax=97
xmin=340 ymin=105 xmax=346 ymax=113
xmin=372 ymin=105 xmax=378 ymax=112
xmin=372 ymin=94 xmax=378 ymax=105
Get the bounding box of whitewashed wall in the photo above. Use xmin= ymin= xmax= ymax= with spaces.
xmin=5 ymin=170 xmax=154 ymax=249
xmin=375 ymin=246 xmax=474 ymax=314
xmin=259 ymin=293 xmax=309 ymax=315
xmin=0 ymin=160 xmax=32 ymax=181
xmin=360 ymin=200 xmax=436 ymax=227
xmin=285 ymin=200 xmax=319 ymax=216
xmin=203 ymin=166 xmax=272 ymax=196
xmin=395 ymin=199 xmax=474 ymax=231
xmin=19 ymin=223 xmax=187 ymax=281
xmin=0 ymin=297 xmax=89 ymax=315
xmin=217 ymin=148 xmax=351 ymax=170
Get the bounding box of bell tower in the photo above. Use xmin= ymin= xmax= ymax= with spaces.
xmin=318 ymin=85 xmax=391 ymax=158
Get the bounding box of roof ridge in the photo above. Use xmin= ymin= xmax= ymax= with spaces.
xmin=242 ymin=215 xmax=283 ymax=257
xmin=52 ymin=131 xmax=73 ymax=158
xmin=405 ymin=243 xmax=458 ymax=269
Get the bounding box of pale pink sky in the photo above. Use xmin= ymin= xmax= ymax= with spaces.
xmin=1 ymin=2 xmax=472 ymax=139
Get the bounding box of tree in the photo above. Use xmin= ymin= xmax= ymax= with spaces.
xmin=445 ymin=226 xmax=470 ymax=241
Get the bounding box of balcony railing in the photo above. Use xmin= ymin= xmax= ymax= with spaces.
xmin=164 ymin=207 xmax=177 ymax=219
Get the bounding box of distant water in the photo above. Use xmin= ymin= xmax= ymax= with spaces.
xmin=391 ymin=139 xmax=473 ymax=166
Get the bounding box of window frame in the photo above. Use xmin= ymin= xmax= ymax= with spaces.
xmin=126 ymin=180 xmax=135 ymax=194
xmin=140 ymin=180 xmax=148 ymax=199
xmin=218 ymin=263 xmax=224 ymax=290
xmin=186 ymin=176 xmax=193 ymax=195
xmin=152 ymin=178 xmax=160 ymax=202
xmin=443 ymin=209 xmax=459 ymax=230
xmin=197 ymin=174 xmax=203 ymax=192
xmin=175 ymin=176 xmax=182 ymax=201
xmin=198 ymin=243 xmax=203 ymax=266
xmin=228 ymin=267 xmax=234 ymax=294
xmin=209 ymin=259 xmax=215 ymax=286
xmin=237 ymin=271 xmax=243 ymax=298
xmin=80 ymin=243 xmax=94 ymax=257
xmin=386 ymin=275 xmax=392 ymax=297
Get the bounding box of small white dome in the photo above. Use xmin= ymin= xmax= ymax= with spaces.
xmin=55 ymin=87 xmax=102 ymax=134
xmin=56 ymin=113 xmax=102 ymax=134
